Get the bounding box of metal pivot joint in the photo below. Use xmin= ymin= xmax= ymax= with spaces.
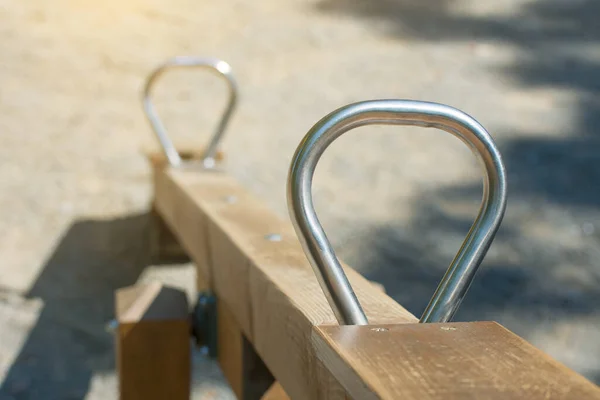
xmin=142 ymin=56 xmax=238 ymax=168
xmin=191 ymin=292 xmax=218 ymax=358
xmin=287 ymin=100 xmax=507 ymax=325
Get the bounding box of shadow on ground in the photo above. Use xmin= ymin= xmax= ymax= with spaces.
xmin=349 ymin=195 xmax=600 ymax=320
xmin=0 ymin=213 xmax=185 ymax=399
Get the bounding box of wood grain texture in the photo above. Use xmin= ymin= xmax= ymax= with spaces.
xmin=218 ymin=298 xmax=245 ymax=399
xmin=149 ymin=148 xmax=224 ymax=292
xmin=152 ymin=164 xmax=214 ymax=290
xmin=313 ymin=321 xmax=600 ymax=400
xmin=115 ymin=283 xmax=191 ymax=400
xmin=218 ymin=299 xmax=277 ymax=400
xmin=152 ymin=166 xmax=417 ymax=399
xmin=240 ymin=334 xmax=277 ymax=400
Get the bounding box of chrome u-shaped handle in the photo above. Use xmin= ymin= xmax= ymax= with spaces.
xmin=287 ymin=100 xmax=507 ymax=325
xmin=142 ymin=56 xmax=238 ymax=168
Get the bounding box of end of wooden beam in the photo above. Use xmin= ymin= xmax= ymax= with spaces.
xmin=313 ymin=321 xmax=600 ymax=400
xmin=115 ymin=282 xmax=191 ymax=400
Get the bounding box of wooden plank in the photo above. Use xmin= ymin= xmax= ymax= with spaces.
xmin=148 ymin=156 xmax=600 ymax=400
xmin=115 ymin=282 xmax=191 ymax=400
xmin=153 ymin=166 xmax=417 ymax=399
xmin=312 ymin=321 xmax=600 ymax=400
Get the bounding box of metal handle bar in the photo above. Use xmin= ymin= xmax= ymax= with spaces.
xmin=287 ymin=100 xmax=507 ymax=325
xmin=142 ymin=56 xmax=238 ymax=167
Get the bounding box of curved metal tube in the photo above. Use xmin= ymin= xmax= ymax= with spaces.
xmin=287 ymin=100 xmax=507 ymax=325
xmin=142 ymin=56 xmax=238 ymax=167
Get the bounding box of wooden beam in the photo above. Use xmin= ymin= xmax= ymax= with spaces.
xmin=150 ymin=163 xmax=600 ymax=399
xmin=151 ymin=162 xmax=213 ymax=292
xmin=115 ymin=282 xmax=191 ymax=400
xmin=312 ymin=321 xmax=600 ymax=400
xmin=153 ymin=166 xmax=416 ymax=399
xmin=148 ymin=148 xmax=224 ymax=292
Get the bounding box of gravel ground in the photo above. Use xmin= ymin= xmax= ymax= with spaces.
xmin=1 ymin=0 xmax=600 ymax=398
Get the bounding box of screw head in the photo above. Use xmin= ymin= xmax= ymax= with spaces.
xmin=371 ymin=327 xmax=388 ymax=332
xmin=264 ymin=233 xmax=282 ymax=242
xmin=440 ymin=326 xmax=457 ymax=331
xmin=223 ymin=195 xmax=237 ymax=204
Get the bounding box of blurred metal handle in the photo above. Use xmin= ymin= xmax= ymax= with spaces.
xmin=142 ymin=56 xmax=238 ymax=167
xmin=287 ymin=100 xmax=507 ymax=325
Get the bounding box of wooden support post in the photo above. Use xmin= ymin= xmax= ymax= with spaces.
xmin=212 ymin=294 xmax=281 ymax=400
xmin=115 ymin=282 xmax=191 ymax=400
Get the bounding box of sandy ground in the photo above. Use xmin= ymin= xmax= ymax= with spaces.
xmin=1 ymin=0 xmax=600 ymax=398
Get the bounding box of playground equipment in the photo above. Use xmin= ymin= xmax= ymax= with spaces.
xmin=114 ymin=57 xmax=600 ymax=400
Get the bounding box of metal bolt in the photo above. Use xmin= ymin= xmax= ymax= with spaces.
xmin=223 ymin=195 xmax=237 ymax=204
xmin=371 ymin=327 xmax=388 ymax=332
xmin=105 ymin=319 xmax=119 ymax=333
xmin=203 ymin=157 xmax=217 ymax=169
xmin=440 ymin=326 xmax=457 ymax=331
xmin=264 ymin=233 xmax=282 ymax=242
